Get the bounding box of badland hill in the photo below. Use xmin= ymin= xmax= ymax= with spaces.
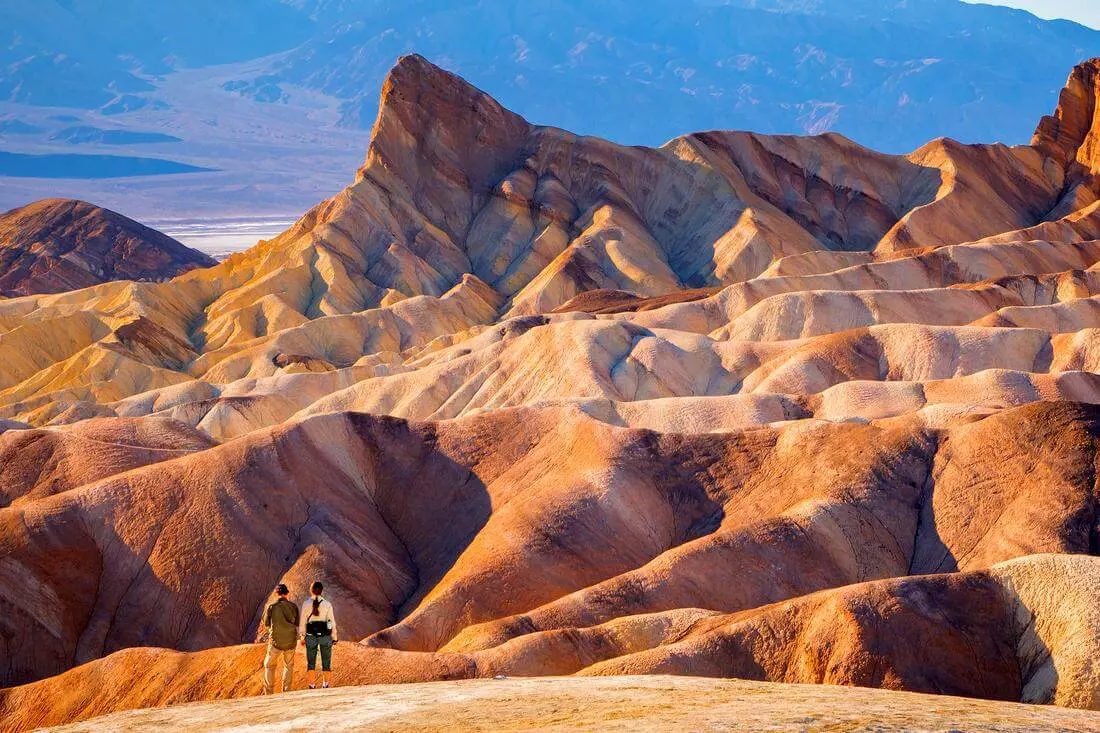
xmin=0 ymin=198 xmax=215 ymax=297
xmin=2 ymin=55 xmax=1100 ymax=731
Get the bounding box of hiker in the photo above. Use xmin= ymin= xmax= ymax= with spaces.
xmin=299 ymin=580 xmax=338 ymax=689
xmin=262 ymin=583 xmax=300 ymax=694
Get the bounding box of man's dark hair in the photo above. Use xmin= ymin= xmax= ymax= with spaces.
xmin=275 ymin=583 xmax=290 ymax=596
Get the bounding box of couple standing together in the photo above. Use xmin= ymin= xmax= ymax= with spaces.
xmin=262 ymin=581 xmax=339 ymax=694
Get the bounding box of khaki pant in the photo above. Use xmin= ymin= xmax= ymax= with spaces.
xmin=263 ymin=643 xmax=295 ymax=694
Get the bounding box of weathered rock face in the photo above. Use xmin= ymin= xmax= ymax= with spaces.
xmin=2 ymin=553 xmax=1099 ymax=731
xmin=1033 ymin=58 xmax=1100 ymax=218
xmin=1034 ymin=59 xmax=1100 ymax=177
xmin=4 ymin=55 xmax=1100 ymax=732
xmin=1 ymin=58 xmax=1099 ymax=437
xmin=1 ymin=404 xmax=1099 ymax=693
xmin=0 ymin=198 xmax=215 ymax=297
xmin=266 ymin=54 xmax=1062 ymax=317
xmin=0 ymin=416 xmax=216 ymax=508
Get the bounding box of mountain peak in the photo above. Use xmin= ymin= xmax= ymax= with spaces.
xmin=1033 ymin=57 xmax=1100 ymax=176
xmin=358 ymin=54 xmax=531 ymax=245
xmin=366 ymin=53 xmax=529 ymax=166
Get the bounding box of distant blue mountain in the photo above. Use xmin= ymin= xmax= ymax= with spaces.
xmin=0 ymin=0 xmax=309 ymax=108
xmin=2 ymin=0 xmax=1099 ymax=218
xmin=269 ymin=0 xmax=1100 ymax=151
xmin=4 ymin=0 xmax=1099 ymax=152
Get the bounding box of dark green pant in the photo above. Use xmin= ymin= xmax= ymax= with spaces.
xmin=305 ymin=634 xmax=333 ymax=671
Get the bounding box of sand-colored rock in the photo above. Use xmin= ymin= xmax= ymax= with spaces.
xmin=2 ymin=57 xmax=1099 ymax=429
xmin=4 ymin=677 xmax=1095 ymax=733
xmin=1034 ymin=58 xmax=1100 ymax=218
xmin=992 ymin=554 xmax=1100 ymax=709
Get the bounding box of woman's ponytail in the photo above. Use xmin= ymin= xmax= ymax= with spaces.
xmin=311 ymin=581 xmax=324 ymax=617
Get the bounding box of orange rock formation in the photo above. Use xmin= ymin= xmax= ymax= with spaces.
xmin=2 ymin=55 xmax=1100 ymax=731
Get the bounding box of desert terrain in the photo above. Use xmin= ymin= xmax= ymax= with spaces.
xmin=2 ymin=52 xmax=1100 ymax=731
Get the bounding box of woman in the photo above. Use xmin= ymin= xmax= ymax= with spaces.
xmin=298 ymin=581 xmax=338 ymax=689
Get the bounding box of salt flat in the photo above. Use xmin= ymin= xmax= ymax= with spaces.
xmin=150 ymin=217 xmax=297 ymax=259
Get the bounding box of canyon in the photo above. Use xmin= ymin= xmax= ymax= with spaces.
xmin=2 ymin=53 xmax=1100 ymax=731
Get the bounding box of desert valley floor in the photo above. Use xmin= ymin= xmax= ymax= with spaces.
xmin=3 ymin=54 xmax=1100 ymax=731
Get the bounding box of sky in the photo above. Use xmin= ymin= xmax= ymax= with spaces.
xmin=969 ymin=1 xmax=1100 ymax=28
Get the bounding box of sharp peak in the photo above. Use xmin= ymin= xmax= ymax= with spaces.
xmin=1032 ymin=57 xmax=1100 ymax=174
xmin=362 ymin=53 xmax=530 ymax=174
xmin=375 ymin=53 xmax=519 ymax=122
xmin=390 ymin=53 xmax=445 ymax=74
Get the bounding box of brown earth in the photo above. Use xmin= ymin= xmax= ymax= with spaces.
xmin=0 ymin=199 xmax=215 ymax=297
xmin=3 ymin=553 xmax=1098 ymax=731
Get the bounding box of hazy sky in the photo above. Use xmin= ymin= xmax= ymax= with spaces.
xmin=970 ymin=1 xmax=1100 ymax=28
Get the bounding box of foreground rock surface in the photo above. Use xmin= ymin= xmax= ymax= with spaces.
xmin=40 ymin=677 xmax=1100 ymax=733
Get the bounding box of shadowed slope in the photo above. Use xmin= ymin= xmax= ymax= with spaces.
xmin=2 ymin=554 xmax=1098 ymax=730
xmin=2 ymin=402 xmax=1098 ymax=692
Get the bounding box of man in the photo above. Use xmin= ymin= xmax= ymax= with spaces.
xmin=262 ymin=583 xmax=300 ymax=694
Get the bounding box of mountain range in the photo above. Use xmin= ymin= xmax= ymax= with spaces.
xmin=1 ymin=48 xmax=1100 ymax=729
xmin=2 ymin=0 xmax=1100 ymax=218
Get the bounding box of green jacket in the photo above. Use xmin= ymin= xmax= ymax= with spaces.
xmin=264 ymin=597 xmax=300 ymax=650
